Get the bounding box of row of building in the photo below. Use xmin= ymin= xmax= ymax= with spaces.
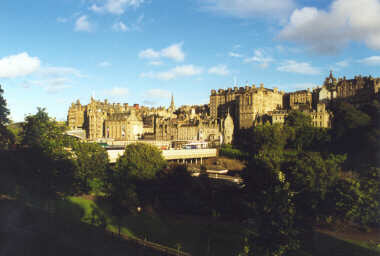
xmin=67 ymin=72 xmax=380 ymax=144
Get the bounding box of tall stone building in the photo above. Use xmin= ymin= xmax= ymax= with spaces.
xmin=209 ymin=84 xmax=284 ymax=129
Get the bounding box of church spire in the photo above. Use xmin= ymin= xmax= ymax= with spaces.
xmin=170 ymin=93 xmax=175 ymax=110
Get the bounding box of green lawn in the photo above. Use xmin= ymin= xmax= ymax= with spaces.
xmin=62 ymin=196 xmax=380 ymax=256
xmin=57 ymin=196 xmax=244 ymax=255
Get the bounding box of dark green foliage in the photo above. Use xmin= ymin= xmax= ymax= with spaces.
xmin=116 ymin=143 xmax=166 ymax=182
xmin=156 ymin=164 xmax=197 ymax=213
xmin=241 ymin=150 xmax=299 ymax=256
xmin=284 ymin=111 xmax=332 ymax=151
xmin=282 ymin=152 xmax=345 ymax=224
xmin=72 ymin=142 xmax=109 ymax=193
xmin=285 ymin=110 xmax=312 ymax=129
xmin=219 ymin=144 xmax=248 ymax=160
xmin=0 ymin=85 xmax=14 ymax=149
xmin=0 ymin=84 xmax=10 ymax=125
xmin=21 ymin=107 xmax=67 ymax=150
xmin=110 ymin=143 xmax=166 ymax=212
xmin=329 ymin=101 xmax=378 ymax=169
xmin=325 ymin=167 xmax=380 ymax=227
xmin=235 ymin=123 xmax=288 ymax=155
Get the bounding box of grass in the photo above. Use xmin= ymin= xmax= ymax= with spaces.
xmin=62 ymin=196 xmax=244 ymax=255
xmin=63 ymin=196 xmax=380 ymax=256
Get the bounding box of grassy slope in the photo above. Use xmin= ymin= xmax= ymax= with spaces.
xmin=66 ymin=196 xmax=380 ymax=256
xmin=58 ymin=196 xmax=243 ymax=255
xmin=0 ymin=197 xmax=160 ymax=256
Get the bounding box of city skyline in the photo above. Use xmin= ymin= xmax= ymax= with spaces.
xmin=1 ymin=0 xmax=380 ymax=121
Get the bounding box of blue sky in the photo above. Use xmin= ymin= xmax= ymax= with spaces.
xmin=1 ymin=0 xmax=380 ymax=122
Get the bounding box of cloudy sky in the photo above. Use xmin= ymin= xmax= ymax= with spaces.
xmin=1 ymin=0 xmax=380 ymax=121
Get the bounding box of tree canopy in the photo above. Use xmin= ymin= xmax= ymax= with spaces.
xmin=116 ymin=143 xmax=166 ymax=181
xmin=0 ymin=85 xmax=10 ymax=126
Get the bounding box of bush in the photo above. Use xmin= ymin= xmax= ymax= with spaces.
xmin=219 ymin=145 xmax=248 ymax=160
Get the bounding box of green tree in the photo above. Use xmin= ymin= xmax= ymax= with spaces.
xmin=114 ymin=143 xmax=166 ymax=205
xmin=116 ymin=143 xmax=166 ymax=181
xmin=72 ymin=142 xmax=109 ymax=194
xmin=0 ymin=85 xmax=9 ymax=125
xmin=0 ymin=85 xmax=14 ymax=149
xmin=235 ymin=124 xmax=288 ymax=155
xmin=21 ymin=107 xmax=67 ymax=151
xmin=241 ymin=151 xmax=299 ymax=256
xmin=284 ymin=111 xmax=315 ymax=151
xmin=281 ymin=152 xmax=345 ymax=224
xmin=20 ymin=108 xmax=76 ymax=211
xmin=285 ymin=110 xmax=312 ymax=130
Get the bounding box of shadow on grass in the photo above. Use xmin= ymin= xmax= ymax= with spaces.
xmin=91 ymin=197 xmax=245 ymax=256
xmin=0 ymin=197 xmax=159 ymax=256
xmin=295 ymin=231 xmax=380 ymax=256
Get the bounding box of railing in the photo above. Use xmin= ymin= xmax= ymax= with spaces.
xmin=108 ymin=230 xmax=192 ymax=256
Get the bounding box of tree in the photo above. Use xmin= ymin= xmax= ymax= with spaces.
xmin=20 ymin=108 xmax=76 ymax=211
xmin=0 ymin=85 xmax=10 ymax=125
xmin=116 ymin=143 xmax=166 ymax=181
xmin=235 ymin=124 xmax=288 ymax=155
xmin=281 ymin=152 xmax=345 ymax=224
xmin=0 ymin=85 xmax=13 ymax=149
xmin=21 ymin=107 xmax=67 ymax=150
xmin=241 ymin=151 xmax=299 ymax=256
xmin=114 ymin=143 xmax=166 ymax=205
xmin=284 ymin=111 xmax=315 ymax=151
xmin=72 ymin=142 xmax=109 ymax=194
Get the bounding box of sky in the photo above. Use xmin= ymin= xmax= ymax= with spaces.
xmin=1 ymin=0 xmax=380 ymax=122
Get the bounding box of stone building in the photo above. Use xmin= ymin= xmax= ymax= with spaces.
xmin=210 ymin=84 xmax=284 ymax=129
xmin=104 ymin=109 xmax=143 ymax=141
xmin=68 ymin=100 xmax=85 ymax=129
xmin=316 ymin=71 xmax=380 ymax=105
xmin=283 ymin=89 xmax=312 ymax=110
xmin=269 ymin=103 xmax=331 ymax=128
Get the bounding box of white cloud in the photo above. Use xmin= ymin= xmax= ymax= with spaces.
xmin=30 ymin=78 xmax=72 ymax=94
xmin=105 ymin=87 xmax=129 ymax=96
xmin=90 ymin=0 xmax=144 ymax=15
xmin=208 ymin=64 xmax=230 ymax=76
xmin=112 ymin=21 xmax=129 ymax=32
xmin=38 ymin=66 xmax=83 ymax=78
xmin=279 ymin=0 xmax=380 ymax=54
xmin=336 ymin=60 xmax=350 ymax=68
xmin=146 ymin=89 xmax=171 ymax=99
xmin=148 ymin=61 xmax=163 ymax=66
xmin=140 ymin=65 xmax=203 ymax=80
xmin=277 ymin=60 xmax=321 ymax=75
xmin=228 ymin=52 xmax=243 ymax=58
xmin=99 ymin=61 xmax=112 ymax=67
xmin=244 ymin=49 xmax=273 ymax=68
xmin=75 ymin=15 xmax=92 ymax=32
xmin=200 ymin=0 xmax=295 ymax=19
xmin=358 ymin=56 xmax=380 ymax=66
xmin=0 ymin=52 xmax=41 ymax=78
xmin=139 ymin=48 xmax=160 ymax=59
xmin=139 ymin=42 xmax=185 ymax=62
xmin=161 ymin=43 xmax=185 ymax=62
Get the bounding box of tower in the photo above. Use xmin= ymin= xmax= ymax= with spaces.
xmin=169 ymin=93 xmax=175 ymax=112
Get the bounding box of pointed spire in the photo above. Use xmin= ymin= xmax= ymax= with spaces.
xmin=170 ymin=93 xmax=175 ymax=109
